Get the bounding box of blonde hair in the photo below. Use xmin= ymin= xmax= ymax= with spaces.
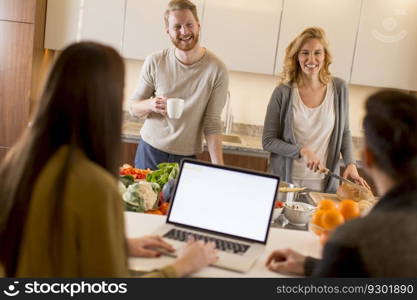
xmin=278 ymin=27 xmax=332 ymax=85
xmin=164 ymin=0 xmax=199 ymax=27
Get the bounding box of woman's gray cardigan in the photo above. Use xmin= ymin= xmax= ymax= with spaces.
xmin=262 ymin=77 xmax=355 ymax=193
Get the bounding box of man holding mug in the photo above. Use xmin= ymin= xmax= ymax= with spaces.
xmin=129 ymin=0 xmax=229 ymax=170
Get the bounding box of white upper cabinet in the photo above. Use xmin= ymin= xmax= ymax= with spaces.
xmin=351 ymin=0 xmax=417 ymax=90
xmin=275 ymin=0 xmax=362 ymax=82
xmin=122 ymin=0 xmax=203 ymax=60
xmin=44 ymin=0 xmax=126 ymax=52
xmin=44 ymin=0 xmax=81 ymax=50
xmin=201 ymin=0 xmax=283 ymax=75
xmin=80 ymin=0 xmax=126 ymax=51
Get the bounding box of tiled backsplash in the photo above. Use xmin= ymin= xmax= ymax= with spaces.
xmin=123 ymin=111 xmax=364 ymax=143
xmin=123 ymin=111 xmax=263 ymax=137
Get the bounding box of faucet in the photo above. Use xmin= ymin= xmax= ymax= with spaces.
xmin=224 ymin=91 xmax=233 ymax=135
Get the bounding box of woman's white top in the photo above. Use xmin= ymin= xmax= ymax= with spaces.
xmin=292 ymin=83 xmax=335 ymax=181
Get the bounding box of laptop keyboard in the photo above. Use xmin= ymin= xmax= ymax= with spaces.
xmin=163 ymin=228 xmax=250 ymax=256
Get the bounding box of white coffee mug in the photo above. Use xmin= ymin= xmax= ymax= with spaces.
xmin=166 ymin=98 xmax=185 ymax=119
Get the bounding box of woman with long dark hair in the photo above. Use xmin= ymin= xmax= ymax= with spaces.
xmin=266 ymin=90 xmax=417 ymax=277
xmin=0 ymin=42 xmax=217 ymax=277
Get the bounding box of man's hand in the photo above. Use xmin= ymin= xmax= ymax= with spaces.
xmin=130 ymin=96 xmax=167 ymax=118
xmin=266 ymin=248 xmax=306 ymax=275
xmin=205 ymin=134 xmax=224 ymax=165
xmin=127 ymin=236 xmax=175 ymax=257
xmin=147 ymin=96 xmax=167 ymax=115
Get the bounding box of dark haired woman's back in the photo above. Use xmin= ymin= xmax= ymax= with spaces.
xmin=16 ymin=146 xmax=127 ymax=277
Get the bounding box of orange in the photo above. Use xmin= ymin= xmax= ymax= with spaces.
xmin=310 ymin=222 xmax=324 ymax=236
xmin=317 ymin=199 xmax=336 ymax=210
xmin=319 ymin=232 xmax=330 ymax=245
xmin=311 ymin=209 xmax=325 ymax=228
xmin=338 ymin=199 xmax=360 ymax=221
xmin=321 ymin=209 xmax=345 ymax=230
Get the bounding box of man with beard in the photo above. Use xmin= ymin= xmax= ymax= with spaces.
xmin=129 ymin=0 xmax=229 ymax=170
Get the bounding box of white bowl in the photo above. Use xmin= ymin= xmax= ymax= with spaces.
xmin=283 ymin=202 xmax=315 ymax=226
xmin=272 ymin=207 xmax=284 ymax=221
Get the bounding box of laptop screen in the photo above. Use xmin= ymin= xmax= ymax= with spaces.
xmin=167 ymin=160 xmax=280 ymax=244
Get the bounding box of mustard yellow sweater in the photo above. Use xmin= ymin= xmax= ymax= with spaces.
xmin=16 ymin=146 xmax=175 ymax=277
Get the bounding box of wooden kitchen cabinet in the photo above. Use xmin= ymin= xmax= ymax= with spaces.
xmin=0 ymin=0 xmax=46 ymax=163
xmin=44 ymin=0 xmax=126 ymax=51
xmin=201 ymin=0 xmax=283 ymax=75
xmin=351 ymin=0 xmax=417 ymax=90
xmin=122 ymin=0 xmax=203 ymax=60
xmin=197 ymin=151 xmax=269 ymax=172
xmin=0 ymin=21 xmax=33 ymax=148
xmin=0 ymin=0 xmax=36 ymax=23
xmin=0 ymin=148 xmax=8 ymax=164
xmin=121 ymin=142 xmax=138 ymax=166
xmin=275 ymin=0 xmax=362 ymax=81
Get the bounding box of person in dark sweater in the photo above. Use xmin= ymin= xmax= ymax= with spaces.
xmin=266 ymin=90 xmax=417 ymax=277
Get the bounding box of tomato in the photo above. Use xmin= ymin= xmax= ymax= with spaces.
xmin=275 ymin=201 xmax=284 ymax=208
xmin=147 ymin=209 xmax=163 ymax=215
xmin=119 ymin=166 xmax=152 ymax=180
xmin=160 ymin=202 xmax=170 ymax=215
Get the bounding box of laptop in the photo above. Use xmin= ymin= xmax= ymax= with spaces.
xmin=153 ymin=159 xmax=280 ymax=273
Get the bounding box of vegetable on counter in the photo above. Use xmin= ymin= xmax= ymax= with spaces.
xmin=119 ymin=162 xmax=179 ymax=215
xmin=275 ymin=201 xmax=284 ymax=208
xmin=122 ymin=181 xmax=160 ymax=213
xmin=146 ymin=162 xmax=179 ymax=189
xmin=119 ymin=164 xmax=152 ymax=180
xmin=119 ymin=174 xmax=135 ymax=188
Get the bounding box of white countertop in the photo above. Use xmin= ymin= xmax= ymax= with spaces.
xmin=125 ymin=212 xmax=322 ymax=278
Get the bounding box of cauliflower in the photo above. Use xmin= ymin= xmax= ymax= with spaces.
xmin=122 ymin=182 xmax=159 ymax=212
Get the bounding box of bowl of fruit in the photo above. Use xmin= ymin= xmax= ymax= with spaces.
xmin=309 ymin=199 xmax=361 ymax=245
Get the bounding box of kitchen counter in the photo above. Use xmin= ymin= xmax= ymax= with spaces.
xmin=122 ymin=119 xmax=364 ymax=163
xmin=126 ymin=212 xmax=321 ymax=277
xmin=122 ymin=120 xmax=269 ymax=158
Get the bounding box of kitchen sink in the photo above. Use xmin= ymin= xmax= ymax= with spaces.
xmin=222 ymin=134 xmax=242 ymax=144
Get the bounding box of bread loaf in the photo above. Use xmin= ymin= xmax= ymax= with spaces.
xmin=336 ymin=182 xmax=375 ymax=203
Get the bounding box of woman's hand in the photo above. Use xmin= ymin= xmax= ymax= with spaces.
xmin=342 ymin=163 xmax=371 ymax=190
xmin=127 ymin=236 xmax=175 ymax=257
xmin=170 ymin=237 xmax=218 ymax=277
xmin=266 ymin=248 xmax=306 ymax=275
xmin=300 ymin=147 xmax=324 ymax=172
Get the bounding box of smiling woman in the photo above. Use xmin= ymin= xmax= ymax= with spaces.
xmin=262 ymin=27 xmax=369 ymax=193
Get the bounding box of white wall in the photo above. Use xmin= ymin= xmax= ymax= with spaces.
xmin=123 ymin=58 xmax=383 ymax=137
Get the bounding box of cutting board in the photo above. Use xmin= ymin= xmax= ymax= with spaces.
xmin=308 ymin=192 xmax=340 ymax=206
xmin=309 ymin=191 xmax=379 ymax=206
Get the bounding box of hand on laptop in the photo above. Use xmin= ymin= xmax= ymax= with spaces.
xmin=170 ymin=237 xmax=219 ymax=277
xmin=266 ymin=248 xmax=306 ymax=275
xmin=127 ymin=236 xmax=175 ymax=257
